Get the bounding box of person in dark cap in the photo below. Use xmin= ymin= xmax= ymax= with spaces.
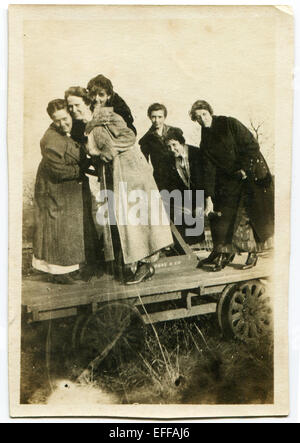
xmin=190 ymin=100 xmax=274 ymax=271
xmin=86 ymin=74 xmax=136 ymax=135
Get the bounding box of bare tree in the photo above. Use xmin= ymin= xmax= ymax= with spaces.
xmin=248 ymin=117 xmax=274 ymax=173
xmin=249 ymin=118 xmax=264 ymax=143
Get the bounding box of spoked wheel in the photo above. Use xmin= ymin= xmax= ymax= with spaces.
xmin=217 ymin=280 xmax=272 ymax=342
xmin=72 ymin=302 xmax=145 ymax=382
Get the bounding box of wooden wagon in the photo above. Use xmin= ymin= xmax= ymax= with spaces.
xmin=22 ymin=226 xmax=272 ymax=381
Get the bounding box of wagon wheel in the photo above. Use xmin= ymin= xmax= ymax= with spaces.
xmin=72 ymin=302 xmax=145 ymax=382
xmin=217 ymin=280 xmax=272 ymax=342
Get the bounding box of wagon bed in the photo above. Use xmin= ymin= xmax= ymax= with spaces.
xmin=22 ymin=251 xmax=272 ymax=325
xmin=22 ymin=250 xmax=273 ymax=381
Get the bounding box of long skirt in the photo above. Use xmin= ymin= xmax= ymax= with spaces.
xmin=209 ymin=190 xmax=273 ymax=254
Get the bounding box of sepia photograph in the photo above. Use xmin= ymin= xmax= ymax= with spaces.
xmin=8 ymin=4 xmax=293 ymax=418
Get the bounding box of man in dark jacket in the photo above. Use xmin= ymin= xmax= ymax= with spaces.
xmin=164 ymin=127 xmax=205 ymax=245
xmin=139 ymin=103 xmax=181 ymax=191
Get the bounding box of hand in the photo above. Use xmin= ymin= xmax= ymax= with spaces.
xmin=99 ymin=152 xmax=114 ymax=163
xmin=80 ymin=157 xmax=93 ymax=173
xmin=204 ymin=197 xmax=214 ymax=217
xmin=98 ymin=145 xmax=116 ymax=163
xmin=235 ymin=169 xmax=247 ymax=180
xmin=194 ymin=206 xmax=204 ymax=218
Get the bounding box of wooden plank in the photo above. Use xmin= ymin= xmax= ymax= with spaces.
xmin=135 ymin=292 xmax=182 ymax=306
xmin=142 ymin=303 xmax=217 ymax=324
xmin=203 ymin=285 xmax=226 ymax=295
xmin=32 ymin=310 xmax=40 ymax=322
xmin=31 ymin=307 xmax=77 ymax=322
xmin=189 ymin=285 xmax=226 ymax=296
xmin=170 ymin=222 xmax=196 ymax=256
xmin=22 ymin=254 xmax=272 ymax=315
xmin=154 ymin=254 xmax=198 ymax=271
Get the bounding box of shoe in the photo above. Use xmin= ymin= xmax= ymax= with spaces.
xmin=241 ymin=253 xmax=258 ymax=270
xmin=197 ymin=250 xmax=219 ymax=268
xmin=210 ymin=254 xmax=226 ymax=272
xmin=70 ymin=265 xmax=96 ymax=282
xmin=222 ymin=253 xmax=235 ymax=267
xmin=69 ymin=269 xmax=82 ymax=280
xmin=125 ymin=263 xmax=155 ymax=285
xmin=52 ymin=273 xmax=76 ymax=285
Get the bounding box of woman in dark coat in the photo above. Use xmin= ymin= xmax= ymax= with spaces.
xmin=189 ymin=100 xmax=274 ymax=271
xmin=32 ymin=99 xmax=93 ymax=284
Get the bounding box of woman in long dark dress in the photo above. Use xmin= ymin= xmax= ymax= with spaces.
xmin=189 ymin=100 xmax=274 ymax=272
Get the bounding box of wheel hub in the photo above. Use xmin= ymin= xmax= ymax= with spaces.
xmin=218 ymin=280 xmax=272 ymax=342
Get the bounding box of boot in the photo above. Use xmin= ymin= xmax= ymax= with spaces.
xmin=52 ymin=273 xmax=76 ymax=285
xmin=197 ymin=250 xmax=219 ymax=268
xmin=222 ymin=253 xmax=235 ymax=267
xmin=70 ymin=265 xmax=99 ymax=282
xmin=241 ymin=252 xmax=258 ymax=270
xmin=210 ymin=253 xmax=226 ymax=272
xmin=125 ymin=262 xmax=155 ymax=285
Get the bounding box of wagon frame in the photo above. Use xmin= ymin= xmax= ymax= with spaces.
xmin=22 ymin=225 xmax=272 ymax=381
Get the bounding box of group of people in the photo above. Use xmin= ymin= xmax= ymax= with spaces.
xmin=32 ymin=74 xmax=274 ymax=285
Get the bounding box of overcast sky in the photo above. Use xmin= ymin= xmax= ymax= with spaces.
xmin=23 ymin=6 xmax=278 ymax=184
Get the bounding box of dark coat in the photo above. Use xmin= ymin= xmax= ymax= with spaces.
xmin=201 ymin=116 xmax=274 ymax=245
xmin=139 ymin=124 xmax=181 ymax=191
xmin=33 ymin=125 xmax=86 ymax=266
xmin=105 ymin=92 xmax=136 ymax=135
xmin=71 ymin=119 xmax=87 ymax=145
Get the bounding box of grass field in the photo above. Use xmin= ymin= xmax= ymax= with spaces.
xmin=21 ymin=309 xmax=273 ymax=405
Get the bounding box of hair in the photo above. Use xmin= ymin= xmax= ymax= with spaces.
xmin=147 ymin=103 xmax=168 ymax=119
xmin=189 ymin=100 xmax=214 ymax=121
xmin=46 ymin=99 xmax=68 ymax=118
xmin=86 ymin=74 xmax=114 ymax=98
xmin=164 ymin=127 xmax=186 ymax=146
xmin=64 ymin=86 xmax=91 ymax=106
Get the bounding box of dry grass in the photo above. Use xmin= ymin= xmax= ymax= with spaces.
xmin=90 ymin=317 xmax=273 ymax=405
xmin=21 ymin=314 xmax=273 ymax=405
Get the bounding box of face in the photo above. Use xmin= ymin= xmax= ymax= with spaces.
xmin=194 ymin=109 xmax=213 ymax=128
xmin=89 ymin=88 xmax=111 ymax=107
xmin=66 ymin=95 xmax=90 ymax=121
xmin=51 ymin=109 xmax=72 ymax=134
xmin=166 ymin=139 xmax=185 ymax=158
xmin=150 ymin=110 xmax=166 ymax=131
